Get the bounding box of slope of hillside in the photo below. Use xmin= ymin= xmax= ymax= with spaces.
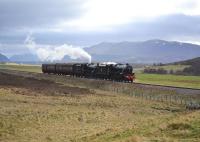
xmin=85 ymin=39 xmax=200 ymax=63
xmin=149 ymin=57 xmax=200 ymax=76
xmin=173 ymin=57 xmax=200 ymax=65
xmin=0 ymin=53 xmax=9 ymax=62
xmin=173 ymin=57 xmax=200 ymax=76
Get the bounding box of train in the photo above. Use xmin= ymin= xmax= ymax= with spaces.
xmin=42 ymin=63 xmax=135 ymax=82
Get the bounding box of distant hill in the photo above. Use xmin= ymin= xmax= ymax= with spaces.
xmin=4 ymin=39 xmax=200 ymax=64
xmin=0 ymin=53 xmax=9 ymax=62
xmin=167 ymin=57 xmax=200 ymax=76
xmin=173 ymin=57 xmax=200 ymax=66
xmin=85 ymin=39 xmax=200 ymax=63
xmin=10 ymin=54 xmax=40 ymax=63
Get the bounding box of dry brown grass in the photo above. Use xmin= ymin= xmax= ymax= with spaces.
xmin=0 ymin=70 xmax=200 ymax=142
xmin=1 ymin=87 xmax=199 ymax=142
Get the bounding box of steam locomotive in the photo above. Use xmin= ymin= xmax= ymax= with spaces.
xmin=42 ymin=63 xmax=135 ymax=82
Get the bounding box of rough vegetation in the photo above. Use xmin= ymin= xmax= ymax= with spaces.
xmin=0 ymin=69 xmax=200 ymax=142
xmin=0 ymin=72 xmax=91 ymax=96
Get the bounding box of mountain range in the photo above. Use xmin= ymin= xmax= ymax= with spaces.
xmin=0 ymin=53 xmax=9 ymax=62
xmin=85 ymin=39 xmax=200 ymax=63
xmin=1 ymin=39 xmax=200 ymax=63
xmin=9 ymin=54 xmax=40 ymax=62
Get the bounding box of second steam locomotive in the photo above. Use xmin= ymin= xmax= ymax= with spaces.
xmin=42 ymin=63 xmax=135 ymax=82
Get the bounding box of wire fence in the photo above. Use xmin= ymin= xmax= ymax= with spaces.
xmin=99 ymin=82 xmax=200 ymax=110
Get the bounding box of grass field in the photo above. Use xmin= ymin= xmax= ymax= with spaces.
xmin=0 ymin=65 xmax=200 ymax=142
xmin=1 ymin=85 xmax=200 ymax=142
xmin=134 ymin=64 xmax=200 ymax=89
xmin=136 ymin=73 xmax=200 ymax=89
xmin=0 ymin=63 xmax=41 ymax=73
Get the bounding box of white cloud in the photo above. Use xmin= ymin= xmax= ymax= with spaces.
xmin=57 ymin=0 xmax=200 ymax=31
xmin=0 ymin=0 xmax=85 ymax=30
xmin=1 ymin=0 xmax=200 ymax=47
xmin=1 ymin=0 xmax=200 ymax=33
xmin=184 ymin=41 xmax=200 ymax=45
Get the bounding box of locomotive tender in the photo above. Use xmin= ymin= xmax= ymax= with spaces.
xmin=42 ymin=63 xmax=135 ymax=82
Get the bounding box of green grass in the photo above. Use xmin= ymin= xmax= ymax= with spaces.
xmin=0 ymin=63 xmax=41 ymax=73
xmin=135 ymin=64 xmax=200 ymax=89
xmin=136 ymin=73 xmax=200 ymax=89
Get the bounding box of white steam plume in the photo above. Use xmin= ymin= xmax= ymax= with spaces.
xmin=24 ymin=34 xmax=91 ymax=63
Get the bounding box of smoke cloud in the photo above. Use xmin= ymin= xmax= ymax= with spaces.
xmin=24 ymin=34 xmax=91 ymax=63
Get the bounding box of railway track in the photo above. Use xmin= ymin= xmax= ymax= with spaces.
xmin=134 ymin=82 xmax=200 ymax=91
xmin=0 ymin=69 xmax=200 ymax=95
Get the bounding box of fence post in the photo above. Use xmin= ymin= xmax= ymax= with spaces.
xmin=170 ymin=95 xmax=172 ymax=104
xmin=181 ymin=98 xmax=183 ymax=105
xmin=185 ymin=99 xmax=187 ymax=105
xmin=174 ymin=96 xmax=176 ymax=104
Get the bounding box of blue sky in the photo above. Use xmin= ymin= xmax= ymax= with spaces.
xmin=0 ymin=0 xmax=200 ymax=56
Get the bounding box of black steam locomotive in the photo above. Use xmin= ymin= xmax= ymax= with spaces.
xmin=42 ymin=63 xmax=135 ymax=82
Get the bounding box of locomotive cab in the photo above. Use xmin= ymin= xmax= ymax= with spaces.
xmin=123 ymin=64 xmax=135 ymax=82
xmin=111 ymin=64 xmax=135 ymax=82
